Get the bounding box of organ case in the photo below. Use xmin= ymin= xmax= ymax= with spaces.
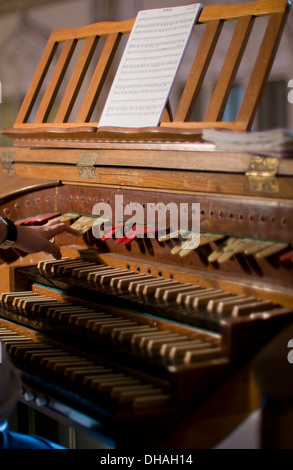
xmin=0 ymin=0 xmax=292 ymax=449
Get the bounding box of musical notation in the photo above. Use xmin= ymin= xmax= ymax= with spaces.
xmin=99 ymin=4 xmax=202 ymax=128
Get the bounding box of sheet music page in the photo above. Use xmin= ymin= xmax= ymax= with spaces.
xmin=99 ymin=3 xmax=202 ymax=128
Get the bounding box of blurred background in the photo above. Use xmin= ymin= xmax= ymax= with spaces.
xmin=0 ymin=0 xmax=292 ymax=147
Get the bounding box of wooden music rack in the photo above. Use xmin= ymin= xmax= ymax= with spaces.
xmin=2 ymin=0 xmax=290 ymax=145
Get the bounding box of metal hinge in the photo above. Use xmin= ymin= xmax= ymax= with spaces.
xmin=77 ymin=152 xmax=97 ymax=179
xmin=246 ymin=156 xmax=279 ymax=193
xmin=1 ymin=150 xmax=15 ymax=174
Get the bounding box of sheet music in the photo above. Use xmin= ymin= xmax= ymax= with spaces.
xmin=99 ymin=3 xmax=202 ymax=128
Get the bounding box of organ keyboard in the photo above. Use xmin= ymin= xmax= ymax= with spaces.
xmin=0 ymin=0 xmax=292 ymax=449
xmin=1 ymin=242 xmax=293 ymax=448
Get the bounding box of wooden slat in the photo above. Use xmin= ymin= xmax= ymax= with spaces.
xmin=160 ymin=100 xmax=172 ymax=123
xmin=34 ymin=38 xmax=77 ymax=123
xmin=237 ymin=12 xmax=288 ymax=129
xmin=54 ymin=36 xmax=99 ymax=123
xmin=77 ymin=32 xmax=122 ymax=123
xmin=198 ymin=0 xmax=288 ymax=23
xmin=204 ymin=16 xmax=254 ymax=122
xmin=173 ymin=20 xmax=223 ymax=122
xmin=14 ymin=40 xmax=58 ymax=125
xmin=51 ymin=18 xmax=135 ymax=42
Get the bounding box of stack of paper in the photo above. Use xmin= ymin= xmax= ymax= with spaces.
xmin=202 ymin=128 xmax=293 ymax=158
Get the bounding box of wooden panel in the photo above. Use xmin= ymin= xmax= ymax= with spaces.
xmin=0 ymin=162 xmax=279 ymax=197
xmin=0 ymin=175 xmax=59 ymax=202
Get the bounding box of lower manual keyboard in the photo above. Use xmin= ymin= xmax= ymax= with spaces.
xmin=0 ymin=290 xmax=223 ymax=371
xmin=14 ymin=258 xmax=289 ymax=332
xmin=0 ymin=319 xmax=171 ymax=414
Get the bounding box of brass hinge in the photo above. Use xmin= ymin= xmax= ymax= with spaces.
xmin=246 ymin=156 xmax=279 ymax=193
xmin=1 ymin=150 xmax=15 ymax=174
xmin=77 ymin=152 xmax=97 ymax=179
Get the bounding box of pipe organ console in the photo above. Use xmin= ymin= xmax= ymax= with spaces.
xmin=0 ymin=0 xmax=292 ymax=449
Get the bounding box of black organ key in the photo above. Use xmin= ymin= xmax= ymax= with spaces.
xmin=207 ymin=294 xmax=246 ymax=312
xmin=159 ymin=339 xmax=202 ymax=356
xmin=112 ymin=274 xmax=152 ymax=289
xmin=143 ymin=280 xmax=181 ymax=296
xmin=99 ymin=270 xmax=132 ymax=285
xmin=232 ymin=300 xmax=275 ymax=317
xmin=90 ymin=318 xmax=136 ymax=334
xmin=68 ymin=312 xmax=109 ymax=326
xmin=86 ymin=266 xmax=114 ymax=281
xmin=176 ymin=287 xmax=212 ymax=305
xmin=111 ymin=325 xmax=155 ymax=342
xmin=89 ymin=268 xmax=126 ymax=283
xmin=59 ymin=261 xmax=96 ymax=275
xmin=183 ymin=289 xmax=220 ymax=307
xmin=73 ymin=265 xmax=108 ymax=278
xmin=110 ymin=384 xmax=156 ymax=400
xmin=64 ymin=366 xmax=108 ymax=380
xmin=168 ymin=341 xmax=214 ymax=359
xmin=159 ymin=283 xmax=195 ymax=301
xmin=192 ymin=291 xmax=233 ymax=308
